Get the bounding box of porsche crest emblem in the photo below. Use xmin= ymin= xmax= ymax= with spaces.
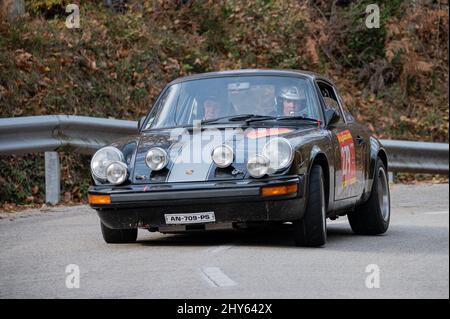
xmin=185 ymin=169 xmax=194 ymax=175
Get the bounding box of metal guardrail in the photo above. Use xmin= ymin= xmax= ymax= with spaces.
xmin=381 ymin=140 xmax=449 ymax=174
xmin=0 ymin=115 xmax=448 ymax=204
xmin=0 ymin=115 xmax=137 ymax=155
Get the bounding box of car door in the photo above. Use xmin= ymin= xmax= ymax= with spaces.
xmin=316 ymin=80 xmax=365 ymax=201
xmin=335 ymin=89 xmax=370 ymax=196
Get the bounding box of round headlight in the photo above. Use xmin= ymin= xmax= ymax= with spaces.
xmin=145 ymin=147 xmax=168 ymax=171
xmin=247 ymin=154 xmax=270 ymax=178
xmin=91 ymin=146 xmax=124 ymax=181
xmin=106 ymin=161 xmax=128 ymax=185
xmin=262 ymin=137 xmax=293 ymax=173
xmin=211 ymin=144 xmax=234 ymax=168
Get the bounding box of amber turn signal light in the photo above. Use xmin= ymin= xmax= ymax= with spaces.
xmin=88 ymin=194 xmax=111 ymax=204
xmin=261 ymin=183 xmax=298 ymax=197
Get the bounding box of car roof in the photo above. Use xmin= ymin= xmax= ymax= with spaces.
xmin=167 ymin=69 xmax=332 ymax=85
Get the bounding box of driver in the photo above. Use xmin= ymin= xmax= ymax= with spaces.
xmin=203 ymin=95 xmax=222 ymax=121
xmin=279 ymin=86 xmax=308 ymax=116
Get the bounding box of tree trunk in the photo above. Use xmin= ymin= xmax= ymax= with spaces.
xmin=0 ymin=0 xmax=25 ymax=21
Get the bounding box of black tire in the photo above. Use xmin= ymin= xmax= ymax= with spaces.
xmin=100 ymin=222 xmax=137 ymax=244
xmin=348 ymin=158 xmax=390 ymax=235
xmin=293 ymin=165 xmax=327 ymax=247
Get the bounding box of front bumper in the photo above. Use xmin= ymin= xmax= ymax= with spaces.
xmin=89 ymin=175 xmax=306 ymax=229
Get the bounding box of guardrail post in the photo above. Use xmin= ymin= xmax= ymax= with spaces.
xmin=45 ymin=152 xmax=60 ymax=205
xmin=388 ymin=172 xmax=395 ymax=183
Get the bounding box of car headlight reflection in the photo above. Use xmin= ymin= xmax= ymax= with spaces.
xmin=247 ymin=154 xmax=270 ymax=178
xmin=145 ymin=147 xmax=169 ymax=171
xmin=211 ymin=144 xmax=234 ymax=168
xmin=90 ymin=146 xmax=124 ymax=181
xmin=261 ymin=137 xmax=294 ymax=173
xmin=106 ymin=161 xmax=128 ymax=185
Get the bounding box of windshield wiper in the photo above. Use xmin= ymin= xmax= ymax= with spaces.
xmin=274 ymin=115 xmax=321 ymax=124
xmin=201 ymin=114 xmax=321 ymax=125
xmin=201 ymin=114 xmax=275 ymax=125
xmin=244 ymin=115 xmax=321 ymax=125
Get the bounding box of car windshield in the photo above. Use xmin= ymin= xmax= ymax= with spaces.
xmin=146 ymin=75 xmax=321 ymax=129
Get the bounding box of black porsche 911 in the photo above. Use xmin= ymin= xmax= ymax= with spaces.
xmin=88 ymin=69 xmax=390 ymax=247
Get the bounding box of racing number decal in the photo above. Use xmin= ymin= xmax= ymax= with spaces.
xmin=336 ymin=130 xmax=356 ymax=187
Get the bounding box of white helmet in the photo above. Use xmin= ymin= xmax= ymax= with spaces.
xmin=279 ymin=86 xmax=301 ymax=100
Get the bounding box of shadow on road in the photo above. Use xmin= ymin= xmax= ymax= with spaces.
xmin=136 ymin=223 xmax=360 ymax=248
xmin=138 ymin=225 xmax=296 ymax=248
xmin=136 ymin=223 xmax=448 ymax=254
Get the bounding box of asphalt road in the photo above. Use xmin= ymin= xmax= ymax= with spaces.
xmin=0 ymin=183 xmax=448 ymax=299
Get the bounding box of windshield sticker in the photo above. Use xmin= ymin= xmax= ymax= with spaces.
xmin=336 ymin=130 xmax=356 ymax=187
xmin=246 ymin=128 xmax=293 ymax=139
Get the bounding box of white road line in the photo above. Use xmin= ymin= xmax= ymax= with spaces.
xmin=201 ymin=267 xmax=237 ymax=287
xmin=423 ymin=211 xmax=449 ymax=215
xmin=329 ymin=220 xmax=348 ymax=224
xmin=206 ymin=245 xmax=233 ymax=254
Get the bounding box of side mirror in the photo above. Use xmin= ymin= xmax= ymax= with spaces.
xmin=137 ymin=116 xmax=146 ymax=131
xmin=324 ymin=108 xmax=341 ymax=126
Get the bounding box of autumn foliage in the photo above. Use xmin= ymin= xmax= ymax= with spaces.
xmin=0 ymin=0 xmax=448 ymax=205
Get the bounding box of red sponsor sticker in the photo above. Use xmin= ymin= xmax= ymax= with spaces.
xmin=336 ymin=130 xmax=356 ymax=187
xmin=246 ymin=128 xmax=293 ymax=139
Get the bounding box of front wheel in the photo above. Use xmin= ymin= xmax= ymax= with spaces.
xmin=348 ymin=158 xmax=390 ymax=235
xmin=100 ymin=222 xmax=137 ymax=243
xmin=293 ymin=164 xmax=327 ymax=247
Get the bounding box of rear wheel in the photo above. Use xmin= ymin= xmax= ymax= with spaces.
xmin=348 ymin=158 xmax=390 ymax=235
xmin=293 ymin=165 xmax=327 ymax=247
xmin=100 ymin=222 xmax=137 ymax=243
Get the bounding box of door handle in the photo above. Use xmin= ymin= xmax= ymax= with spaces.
xmin=356 ymin=135 xmax=365 ymax=145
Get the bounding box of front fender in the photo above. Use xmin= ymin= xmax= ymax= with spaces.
xmin=308 ymin=145 xmax=326 ymax=170
xmin=306 ymin=144 xmax=333 ymax=211
xmin=364 ymin=137 xmax=388 ymax=200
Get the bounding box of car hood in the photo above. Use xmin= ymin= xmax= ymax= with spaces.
xmin=132 ymin=126 xmax=318 ymax=183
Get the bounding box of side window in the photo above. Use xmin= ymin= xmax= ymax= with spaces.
xmin=317 ymin=81 xmax=344 ymax=124
xmin=337 ymin=94 xmax=355 ymax=123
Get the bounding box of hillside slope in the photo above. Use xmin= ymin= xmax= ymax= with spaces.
xmin=0 ymin=0 xmax=448 ymax=205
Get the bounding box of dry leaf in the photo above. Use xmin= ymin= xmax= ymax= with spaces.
xmin=14 ymin=49 xmax=33 ymax=71
xmin=415 ymin=61 xmax=433 ymax=73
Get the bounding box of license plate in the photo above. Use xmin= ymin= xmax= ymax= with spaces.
xmin=164 ymin=212 xmax=216 ymax=225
